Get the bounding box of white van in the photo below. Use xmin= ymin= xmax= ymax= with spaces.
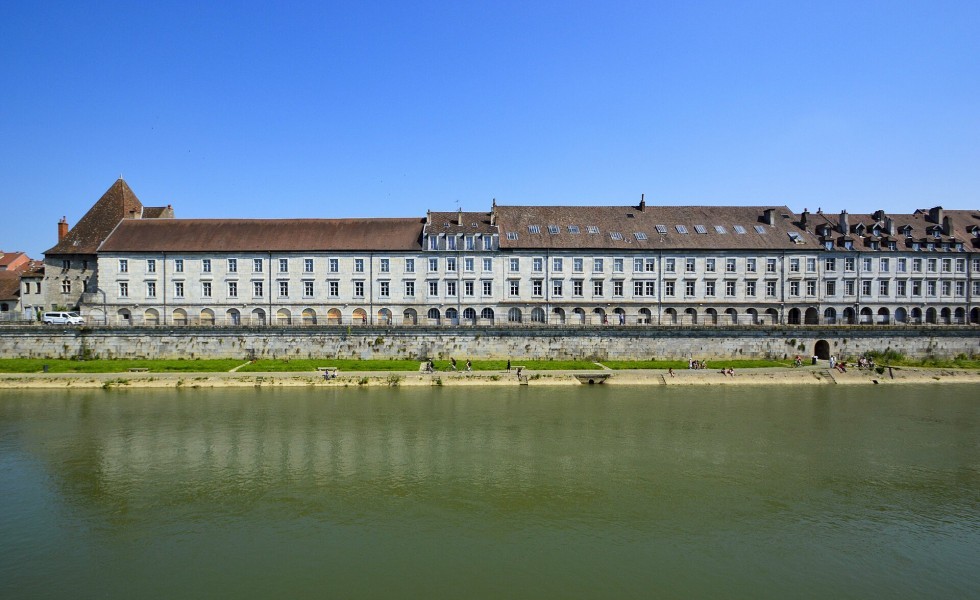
xmin=42 ymin=311 xmax=85 ymax=325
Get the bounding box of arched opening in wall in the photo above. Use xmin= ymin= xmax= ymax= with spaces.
xmin=894 ymin=307 xmax=908 ymax=324
xmin=303 ymin=308 xmax=318 ymax=325
xmin=725 ymin=308 xmax=738 ymax=325
xmin=954 ymin=307 xmax=965 ymax=325
xmin=765 ymin=308 xmax=779 ymax=325
xmin=276 ymin=308 xmax=291 ymax=325
xmin=200 ymin=308 xmax=215 ymax=325
xmin=814 ymin=339 xmax=830 ymax=360
xmin=143 ymin=308 xmax=160 ymax=326
xmin=90 ymin=308 xmax=106 ymax=325
xmin=251 ymin=308 xmax=266 ymax=326
xmin=910 ymin=307 xmax=923 ymax=324
xmin=480 ymin=307 xmax=495 ymax=323
xmin=327 ymin=308 xmax=342 ymax=325
xmin=173 ymin=308 xmax=188 ymax=326
xmin=530 ymin=307 xmax=546 ymax=323
xmin=118 ymin=308 xmax=132 ymax=326
xmin=705 ymin=308 xmax=718 ymax=325
xmin=804 ymin=307 xmax=819 ymax=325
xmin=403 ymin=308 xmax=417 ymax=325
xmin=462 ymin=307 xmax=477 ymax=324
xmin=226 ymin=308 xmax=241 ymax=326
xmin=552 ymin=307 xmax=566 ymax=325
xmin=664 ymin=308 xmax=678 ymax=325
xmin=823 ymin=307 xmax=837 ymax=325
xmin=613 ymin=307 xmax=626 ymax=325
xmin=787 ymin=308 xmax=802 ymax=325
xmin=745 ymin=308 xmax=758 ymax=325
xmin=971 ymin=307 xmax=980 ymax=325
xmin=508 ymin=307 xmax=522 ymax=323
xmin=352 ymin=308 xmax=367 ymax=324
xmin=592 ymin=307 xmax=606 ymax=325
xmin=427 ymin=308 xmax=441 ymax=325
xmin=572 ymin=307 xmax=586 ymax=324
xmin=842 ymin=307 xmax=856 ymax=325
xmin=940 ymin=307 xmax=951 ymax=325
xmin=445 ymin=308 xmax=459 ymax=325
xmin=877 ymin=307 xmax=890 ymax=325
xmin=859 ymin=307 xmax=873 ymax=324
xmin=684 ymin=308 xmax=698 ymax=325
xmin=925 ymin=308 xmax=937 ymax=324
xmin=639 ymin=307 xmax=652 ymax=324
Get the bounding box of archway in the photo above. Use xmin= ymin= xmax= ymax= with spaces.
xmin=725 ymin=308 xmax=738 ymax=325
xmin=684 ymin=308 xmax=698 ymax=325
xmin=530 ymin=307 xmax=546 ymax=323
xmin=276 ymin=308 xmax=291 ymax=325
xmin=327 ymin=308 xmax=342 ymax=324
xmin=765 ymin=308 xmax=779 ymax=325
xmin=403 ymin=308 xmax=417 ymax=325
xmin=877 ymin=307 xmax=890 ymax=325
xmin=664 ymin=308 xmax=678 ymax=325
xmin=705 ymin=308 xmax=718 ymax=325
xmin=592 ymin=307 xmax=606 ymax=325
xmin=911 ymin=307 xmax=923 ymax=324
xmin=971 ymin=307 xmax=980 ymax=325
xmin=427 ymin=308 xmax=441 ymax=324
xmin=200 ymin=308 xmax=215 ymax=325
xmin=376 ymin=308 xmax=391 ymax=325
xmin=842 ymin=307 xmax=856 ymax=325
xmin=462 ymin=307 xmax=477 ymax=324
xmin=303 ymin=308 xmax=317 ymax=325
xmin=613 ymin=307 xmax=626 ymax=325
xmin=508 ymin=307 xmax=522 ymax=323
xmin=173 ymin=308 xmax=188 ymax=326
xmin=954 ymin=307 xmax=965 ymax=324
xmin=143 ymin=308 xmax=159 ymax=326
xmin=480 ymin=307 xmax=494 ymax=323
xmin=804 ymin=307 xmax=819 ymax=325
xmin=745 ymin=308 xmax=758 ymax=325
xmin=787 ymin=308 xmax=801 ymax=325
xmin=226 ymin=308 xmax=240 ymax=326
xmin=940 ymin=307 xmax=951 ymax=324
xmin=925 ymin=308 xmax=937 ymax=324
xmin=446 ymin=307 xmax=459 ymax=325
xmin=572 ymin=307 xmax=586 ymax=324
xmin=552 ymin=307 xmax=566 ymax=324
xmin=814 ymin=340 xmax=830 ymax=360
xmin=823 ymin=307 xmax=837 ymax=325
xmin=251 ymin=308 xmax=266 ymax=326
xmin=894 ymin=307 xmax=907 ymax=324
xmin=860 ymin=307 xmax=873 ymax=324
xmin=352 ymin=308 xmax=367 ymax=324
xmin=639 ymin=308 xmax=652 ymax=324
xmin=117 ymin=308 xmax=132 ymax=326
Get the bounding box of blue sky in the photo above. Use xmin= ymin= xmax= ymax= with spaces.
xmin=1 ymin=1 xmax=978 ymax=257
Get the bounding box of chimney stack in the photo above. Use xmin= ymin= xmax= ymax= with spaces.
xmin=839 ymin=210 xmax=849 ymax=235
xmin=873 ymin=209 xmax=885 ymax=222
xmin=58 ymin=217 xmax=68 ymax=241
xmin=800 ymin=209 xmax=809 ymax=231
xmin=639 ymin=193 xmax=646 ymax=212
xmin=885 ymin=217 xmax=896 ymax=236
xmin=490 ymin=198 xmax=496 ymax=226
xmin=763 ymin=208 xmax=776 ymax=226
xmin=457 ymin=208 xmax=463 ymax=226
xmin=929 ymin=206 xmax=944 ymax=224
xmin=942 ymin=215 xmax=952 ymax=236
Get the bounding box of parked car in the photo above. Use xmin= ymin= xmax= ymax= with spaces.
xmin=42 ymin=311 xmax=85 ymax=325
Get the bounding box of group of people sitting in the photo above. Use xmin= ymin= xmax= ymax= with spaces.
xmin=688 ymin=359 xmax=707 ymax=370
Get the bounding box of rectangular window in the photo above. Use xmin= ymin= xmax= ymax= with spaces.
xmin=465 ymin=236 xmax=475 ymax=251
xmin=862 ymin=280 xmax=872 ymax=295
xmin=686 ymin=258 xmax=696 ymax=273
xmin=510 ymin=258 xmax=520 ymax=273
xmin=614 ymin=258 xmax=624 ymax=272
xmin=279 ymin=281 xmax=288 ymax=297
xmin=405 ymin=258 xmax=415 ymax=273
xmin=354 ymin=281 xmax=365 ymax=297
xmin=593 ymin=280 xmax=603 ymax=296
xmin=483 ymin=258 xmax=492 ymax=272
xmin=665 ymin=258 xmax=675 ymax=273
xmin=62 ymin=260 xmax=70 ymax=270
xmin=644 ymin=259 xmax=655 ymax=272
xmin=880 ymin=258 xmax=889 ymax=273
xmin=553 ymin=258 xmax=563 ymax=272
xmin=879 ymin=280 xmax=889 ymax=296
xmin=174 ymin=281 xmax=184 ymax=298
xmin=329 ymin=259 xmax=339 ymax=273
xmin=379 ymin=281 xmax=389 ymax=297
xmin=941 ymin=258 xmax=952 ymax=273
xmin=573 ymin=258 xmax=583 ymax=272
xmin=446 ymin=257 xmax=456 ymax=273
xmin=896 ymin=280 xmax=907 ymax=296
xmin=862 ymin=257 xmax=872 ymax=271
xmin=228 ymin=282 xmax=238 ymax=298
xmin=447 ymin=236 xmax=457 ymax=250
xmin=806 ymin=258 xmax=816 ymax=273
xmin=119 ymin=282 xmax=128 ymax=297
xmin=146 ymin=281 xmax=156 ymax=298
xmin=746 ymin=258 xmax=757 ymax=273
xmin=897 ymin=258 xmax=907 ymax=273
xmin=532 ymin=279 xmax=543 ymax=296
xmin=789 ymin=281 xmax=800 ymax=296
xmin=845 ymin=280 xmax=855 ymax=296
xmin=446 ymin=281 xmax=457 ymax=297
xmin=664 ymin=280 xmax=676 ymax=297
xmin=279 ymin=258 xmax=288 ymax=273
xmin=926 ymin=280 xmax=936 ymax=296
xmin=614 ymin=281 xmax=624 ymax=296
xmin=119 ymin=259 xmax=128 ymax=273
xmin=573 ymin=280 xmax=583 ymax=296
xmin=726 ymin=280 xmax=736 ymax=296
xmin=593 ymin=258 xmax=604 ymax=273
xmin=253 ymin=281 xmax=263 ymax=297
xmin=766 ymin=258 xmax=777 ymax=273
xmin=428 ymin=258 xmax=438 ymax=272
xmin=532 ymin=257 xmax=543 ymax=272
xmin=429 ymin=236 xmax=439 ymax=250
xmin=328 ymin=281 xmax=339 ymax=297
xmin=955 ymin=259 xmax=965 ymax=273
xmin=509 ymin=280 xmax=520 ymax=296
xmin=354 ymin=259 xmax=365 ymax=273
xmin=634 ymin=258 xmax=644 ymax=272
xmin=806 ymin=280 xmax=816 ymax=296
xmin=202 ymin=281 xmax=212 ymax=298
xmin=61 ymin=279 xmax=71 ymax=293
xmin=482 ymin=280 xmax=492 ymax=296
xmin=228 ymin=259 xmax=238 ymax=273
xmin=147 ymin=259 xmax=156 ymax=273
xmin=956 ymin=281 xmax=965 ymax=296
xmin=705 ymin=258 xmax=716 ymax=273
xmin=790 ymin=258 xmax=800 ymax=273
xmin=253 ymin=259 xmax=263 ymax=272
xmin=685 ymin=280 xmax=696 ymax=297
xmin=766 ymin=280 xmax=777 ymax=297
xmin=552 ymin=280 xmax=563 ymax=297
xmin=726 ymin=258 xmax=737 ymax=273
xmin=705 ymin=280 xmax=716 ymax=297
xmin=428 ymin=281 xmax=438 ymax=296
xmin=304 ymin=258 xmax=314 ymax=273
xmin=464 ymin=258 xmax=474 ymax=272
xmin=911 ymin=280 xmax=921 ymax=296
xmin=941 ymin=280 xmax=951 ymax=296
xmin=824 ymin=257 xmax=836 ymax=271
xmin=825 ymin=280 xmax=836 ymax=296
xmin=464 ymin=280 xmax=474 ymax=296
xmin=845 ymin=257 xmax=855 ymax=272
xmin=404 ymin=281 xmax=415 ymax=297
xmin=304 ymin=281 xmax=314 ymax=297
xmin=746 ymin=280 xmax=756 ymax=297
xmin=174 ymin=259 xmax=184 ymax=273
xmin=927 ymin=259 xmax=937 ymax=273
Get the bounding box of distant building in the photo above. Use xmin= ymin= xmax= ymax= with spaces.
xmin=0 ymin=251 xmax=40 ymax=320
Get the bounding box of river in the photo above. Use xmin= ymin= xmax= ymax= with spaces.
xmin=1 ymin=385 xmax=977 ymax=599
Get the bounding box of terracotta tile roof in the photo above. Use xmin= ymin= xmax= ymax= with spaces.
xmin=425 ymin=211 xmax=497 ymax=235
xmin=45 ymin=179 xmax=146 ymax=255
xmin=98 ymin=218 xmax=425 ymax=253
xmin=0 ymin=271 xmax=22 ymax=301
xmin=808 ymin=208 xmax=980 ymax=251
xmin=494 ymin=204 xmax=820 ymax=250
xmin=0 ymin=251 xmax=30 ymax=270
xmin=141 ymin=205 xmax=175 ymax=219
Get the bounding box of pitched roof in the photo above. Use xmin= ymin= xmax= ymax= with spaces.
xmin=0 ymin=251 xmax=30 ymax=271
xmin=493 ymin=204 xmax=820 ymax=250
xmin=0 ymin=271 xmax=21 ymax=301
xmin=808 ymin=208 xmax=980 ymax=251
xmin=424 ymin=211 xmax=497 ymax=235
xmin=98 ymin=218 xmax=426 ymax=253
xmin=45 ymin=179 xmax=146 ymax=255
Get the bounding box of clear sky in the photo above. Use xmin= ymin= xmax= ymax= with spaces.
xmin=1 ymin=1 xmax=978 ymax=257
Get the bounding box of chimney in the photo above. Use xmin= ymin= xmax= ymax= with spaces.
xmin=800 ymin=209 xmax=809 ymax=231
xmin=763 ymin=208 xmax=776 ymax=226
xmin=58 ymin=217 xmax=69 ymax=241
xmin=425 ymin=210 xmax=431 ymax=225
xmin=490 ymin=198 xmax=496 ymax=226
xmin=942 ymin=215 xmax=952 ymax=236
xmin=457 ymin=208 xmax=463 ymax=226
xmin=839 ymin=210 xmax=849 ymax=235
xmin=639 ymin=193 xmax=646 ymax=212
xmin=929 ymin=206 xmax=944 ymax=224
xmin=885 ymin=217 xmax=896 ymax=236
xmin=872 ymin=209 xmax=885 ymax=222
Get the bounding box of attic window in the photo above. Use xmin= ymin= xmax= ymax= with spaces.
xmin=714 ymin=225 xmax=727 ymax=234
xmin=634 ymin=232 xmax=648 ymax=241
xmin=609 ymin=232 xmax=623 ymax=241
xmin=693 ymin=225 xmax=707 ymax=234
xmin=655 ymin=224 xmax=668 ymax=235
xmin=586 ymin=225 xmax=599 ymax=234
xmin=754 ymin=225 xmax=767 ymax=234
xmin=787 ymin=232 xmax=805 ymax=244
xmin=528 ymin=225 xmax=541 ymax=234
xmin=547 ymin=225 xmax=559 ymax=234
xmin=675 ymin=225 xmax=688 ymax=234
xmin=733 ymin=225 xmax=747 ymax=234
xmin=568 ymin=225 xmax=580 ymax=234
xmin=506 ymin=232 xmax=518 ymax=241
xmin=626 ymin=213 xmax=635 ymax=218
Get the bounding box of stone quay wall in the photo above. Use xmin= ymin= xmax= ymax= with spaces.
xmin=0 ymin=325 xmax=977 ymax=361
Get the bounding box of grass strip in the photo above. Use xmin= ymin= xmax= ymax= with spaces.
xmin=0 ymin=359 xmax=244 ymax=373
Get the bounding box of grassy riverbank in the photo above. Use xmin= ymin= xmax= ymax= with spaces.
xmin=0 ymin=358 xmax=245 ymax=373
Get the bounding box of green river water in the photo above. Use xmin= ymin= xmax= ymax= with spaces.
xmin=1 ymin=385 xmax=978 ymax=599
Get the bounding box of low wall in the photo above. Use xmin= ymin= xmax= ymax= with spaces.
xmin=0 ymin=325 xmax=978 ymax=361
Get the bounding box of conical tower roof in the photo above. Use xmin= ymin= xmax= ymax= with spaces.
xmin=45 ymin=178 xmax=144 ymax=255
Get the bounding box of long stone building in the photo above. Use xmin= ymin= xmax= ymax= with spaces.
xmin=36 ymin=181 xmax=980 ymax=328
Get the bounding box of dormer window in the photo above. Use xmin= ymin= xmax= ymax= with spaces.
xmin=844 ymin=241 xmax=853 ymax=250
xmin=912 ymin=242 xmax=920 ymax=251
xmin=824 ymin=240 xmax=833 ymax=250
xmin=428 ymin=236 xmax=439 ymax=250
xmin=888 ymin=241 xmax=897 ymax=251
xmin=870 ymin=241 xmax=880 ymax=250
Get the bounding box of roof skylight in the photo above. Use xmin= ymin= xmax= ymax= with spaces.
xmin=586 ymin=225 xmax=599 ymax=234
xmin=733 ymin=225 xmax=747 ymax=234
xmin=528 ymin=225 xmax=540 ymax=234
xmin=714 ymin=225 xmax=727 ymax=234
xmin=694 ymin=225 xmax=707 ymax=234
xmin=547 ymin=225 xmax=559 ymax=234
xmin=609 ymin=232 xmax=623 ymax=241
xmin=634 ymin=232 xmax=648 ymax=241
xmin=506 ymin=232 xmax=518 ymax=240
xmin=655 ymin=225 xmax=668 ymax=235
xmin=567 ymin=225 xmax=580 ymax=234
xmin=675 ymin=225 xmax=688 ymax=234
xmin=753 ymin=225 xmax=767 ymax=234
